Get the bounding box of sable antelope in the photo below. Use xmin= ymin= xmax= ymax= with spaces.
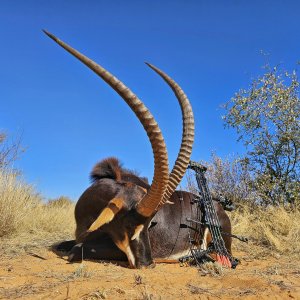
xmin=44 ymin=31 xmax=232 ymax=268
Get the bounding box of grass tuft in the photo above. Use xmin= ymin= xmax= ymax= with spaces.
xmin=73 ymin=263 xmax=93 ymax=279
xmin=0 ymin=169 xmax=75 ymax=255
xmin=198 ymin=262 xmax=225 ymax=276
xmin=230 ymin=205 xmax=300 ymax=255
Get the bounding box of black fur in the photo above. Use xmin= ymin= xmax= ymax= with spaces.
xmin=90 ymin=157 xmax=122 ymax=182
xmin=90 ymin=157 xmax=149 ymax=189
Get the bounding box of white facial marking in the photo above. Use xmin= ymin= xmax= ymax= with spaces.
xmin=125 ymin=246 xmax=136 ymax=268
xmin=114 ymin=234 xmax=136 ymax=268
xmin=131 ymin=224 xmax=144 ymax=242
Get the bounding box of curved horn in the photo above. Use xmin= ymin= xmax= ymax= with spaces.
xmin=145 ymin=63 xmax=194 ymax=206
xmin=43 ymin=30 xmax=169 ymax=217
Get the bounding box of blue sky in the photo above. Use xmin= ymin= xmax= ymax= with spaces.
xmin=1 ymin=1 xmax=299 ymax=200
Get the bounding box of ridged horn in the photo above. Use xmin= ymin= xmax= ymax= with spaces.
xmin=145 ymin=63 xmax=194 ymax=206
xmin=43 ymin=30 xmax=169 ymax=217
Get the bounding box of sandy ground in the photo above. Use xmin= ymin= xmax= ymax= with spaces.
xmin=0 ymin=249 xmax=299 ymax=300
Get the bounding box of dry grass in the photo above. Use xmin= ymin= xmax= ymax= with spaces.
xmin=230 ymin=205 xmax=300 ymax=255
xmin=186 ymin=284 xmax=215 ymax=296
xmin=0 ymin=169 xmax=75 ymax=255
xmin=82 ymin=289 xmax=107 ymax=299
xmin=73 ymin=263 xmax=94 ymax=279
xmin=198 ymin=261 xmax=225 ymax=277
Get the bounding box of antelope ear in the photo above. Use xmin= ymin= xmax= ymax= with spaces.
xmin=87 ymin=197 xmax=124 ymax=232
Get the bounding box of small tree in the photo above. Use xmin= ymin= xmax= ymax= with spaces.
xmin=0 ymin=132 xmax=23 ymax=170
xmin=223 ymin=64 xmax=300 ymax=207
xmin=204 ymin=154 xmax=257 ymax=205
